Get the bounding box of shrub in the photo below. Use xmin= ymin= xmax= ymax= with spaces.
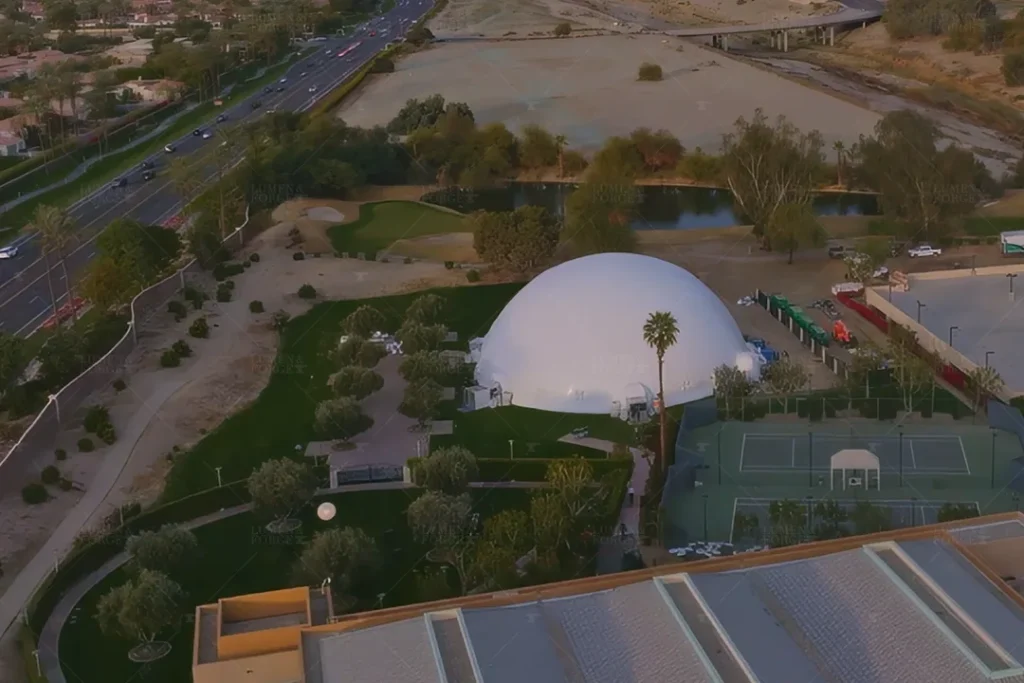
xmin=250 ymin=300 xmax=265 ymax=313
xmin=212 ymin=262 xmax=245 ymax=281
xmin=97 ymin=421 xmax=116 ymax=444
xmin=404 ymin=256 xmax=413 ymax=264
xmin=298 ymin=284 xmax=317 ymax=299
xmin=444 ymin=261 xmax=454 ymax=270
xmin=216 ymin=283 xmax=232 ymax=303
xmin=554 ymin=22 xmax=571 ymax=36
xmin=271 ymin=310 xmax=290 ymax=330
xmin=112 ymin=378 xmax=126 ymax=391
xmin=83 ymin=405 xmax=110 ymax=433
xmin=55 ymin=448 xmax=67 ymax=461
xmin=183 ymin=286 xmax=207 ymax=310
xmin=189 ymin=317 xmax=209 ymax=339
xmin=160 ymin=349 xmax=181 ymax=367
xmin=1005 ymin=50 xmax=1024 ymax=86
xmin=41 ymin=465 xmax=60 ymax=485
xmin=370 ymin=56 xmax=395 ymax=73
xmin=172 ymin=340 xmax=192 ymax=357
xmin=638 ymin=62 xmax=663 ymax=81
xmin=293 ymin=252 xmax=305 ymax=260
xmin=167 ymin=300 xmax=187 ymax=321
xmin=22 ymin=483 xmax=48 ymax=504
xmin=249 ymin=252 xmax=260 ymax=263
xmin=466 ymin=269 xmax=480 ymax=283
xmin=78 ymin=437 xmax=95 ymax=453
xmin=59 ymin=478 xmax=73 ymax=491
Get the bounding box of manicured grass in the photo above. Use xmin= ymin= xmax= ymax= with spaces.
xmin=327 ymin=201 xmax=468 ymax=257
xmin=430 ymin=406 xmax=637 ymax=460
xmin=57 ymin=487 xmax=533 ymax=683
xmin=161 ymin=284 xmax=522 ymax=501
xmin=962 ymin=215 xmax=1024 ymax=236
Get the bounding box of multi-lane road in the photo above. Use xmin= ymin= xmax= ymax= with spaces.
xmin=0 ymin=0 xmax=432 ymax=336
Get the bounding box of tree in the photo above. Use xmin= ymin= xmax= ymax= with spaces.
xmin=470 ymin=206 xmax=560 ymax=272
xmin=0 ymin=331 xmax=24 ymax=394
xmin=764 ymin=202 xmax=824 ymax=263
xmin=125 ymin=525 xmax=199 ymax=581
xmin=518 ymin=124 xmax=558 ymax=170
xmin=314 ymin=397 xmax=368 ymax=441
xmin=407 ymin=491 xmax=478 ymax=592
xmin=630 ymin=128 xmax=683 ymax=173
xmin=330 ymin=366 xmax=384 ymax=399
xmin=563 ymin=177 xmax=638 ymax=256
xmin=768 ymin=499 xmax=807 ymax=547
xmin=713 ymin=363 xmax=752 ymax=414
xmin=247 ymin=458 xmax=315 ymax=530
xmin=554 ymin=134 xmax=567 ymax=177
xmin=888 ymin=335 xmax=932 ymax=412
xmin=589 ymin=136 xmax=646 ymax=179
xmin=833 ymin=140 xmax=845 ymax=187
xmin=546 ymin=457 xmax=597 ymax=523
xmin=846 ymin=340 xmax=886 ymax=395
xmin=812 ymin=500 xmax=849 ymax=540
xmin=642 ymin=311 xmax=678 ymax=478
xmin=401 ymin=378 xmax=444 ymax=428
xmin=168 ymin=157 xmax=204 ymax=214
xmin=30 ymin=204 xmax=77 ymax=324
xmin=967 ymin=365 xmax=1005 ymax=413
xmin=405 ymin=294 xmax=447 ymax=326
xmin=341 ymin=305 xmax=386 ymax=338
xmin=553 ymin=22 xmax=571 ymax=36
xmin=1004 ymin=50 xmax=1024 ymax=86
xmin=387 ymin=94 xmax=471 ymax=135
xmin=396 ymin=321 xmax=447 ymax=354
xmin=400 ymin=350 xmax=448 ymax=384
xmin=721 ymin=109 xmax=824 ymax=239
xmin=637 ymin=62 xmax=662 ymax=81
xmin=853 ymin=110 xmax=986 ymax=241
xmin=334 ymin=335 xmax=386 ymax=368
xmin=418 ymin=446 xmax=479 ymax=494
xmin=761 ymin=357 xmax=810 ymax=409
xmin=291 ymin=527 xmax=379 ymax=600
xmin=95 ymin=570 xmax=183 ymax=660
xmin=472 ymin=509 xmax=529 ymax=590
xmin=38 ymin=328 xmax=86 ymax=388
xmin=80 ymin=256 xmax=138 ymax=310
xmin=530 ymin=492 xmax=571 ymax=551
xmin=844 ymin=236 xmax=891 ymax=284
xmin=937 ymin=502 xmax=980 ymax=523
xmin=849 ymin=501 xmax=891 ymax=534
xmin=732 ymin=511 xmax=761 ymax=544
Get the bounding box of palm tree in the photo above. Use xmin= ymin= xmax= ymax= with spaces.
xmin=554 ymin=134 xmax=567 ymax=178
xmin=833 ymin=140 xmax=845 ymax=187
xmin=168 ymin=158 xmax=204 ymax=214
xmin=642 ymin=311 xmax=679 ymax=478
xmin=30 ymin=205 xmax=77 ymax=324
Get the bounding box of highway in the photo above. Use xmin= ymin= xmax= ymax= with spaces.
xmin=0 ymin=0 xmax=433 ymax=336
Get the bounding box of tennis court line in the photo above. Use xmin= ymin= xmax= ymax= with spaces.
xmin=729 ymin=497 xmax=738 ymax=544
xmin=791 ymin=439 xmax=796 ymax=468
xmin=737 ymin=463 xmax=973 ymax=476
xmin=739 ymin=433 xmax=746 ymax=473
xmin=960 ymin=438 xmax=971 ymax=475
xmin=909 ymin=440 xmax=917 ymax=469
xmin=741 ymin=432 xmax=965 ymax=441
xmin=735 ymin=496 xmax=980 ymax=512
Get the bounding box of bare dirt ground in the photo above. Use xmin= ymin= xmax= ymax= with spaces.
xmin=388 ymin=232 xmax=484 ymax=263
xmin=339 ymin=34 xmax=881 ymax=154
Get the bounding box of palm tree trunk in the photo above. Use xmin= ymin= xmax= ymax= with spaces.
xmin=59 ymin=249 xmax=76 ymax=321
xmin=657 ymin=354 xmax=666 ymax=479
xmin=42 ymin=251 xmax=59 ymax=326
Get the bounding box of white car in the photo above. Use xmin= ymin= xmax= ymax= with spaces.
xmin=0 ymin=245 xmax=18 ymax=259
xmin=308 ymin=85 xmax=318 ymax=93
xmin=279 ymin=77 xmax=287 ymax=83
xmin=202 ymin=130 xmax=213 ymax=139
xmin=908 ymin=245 xmax=943 ymax=258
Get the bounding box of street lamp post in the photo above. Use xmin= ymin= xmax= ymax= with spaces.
xmin=508 ymin=439 xmax=514 ymax=459
xmin=806 ymin=496 xmax=814 ymax=537
xmin=916 ymin=300 xmax=926 ymax=323
xmin=898 ymin=427 xmax=904 ymax=488
xmin=948 ymin=326 xmax=958 ymax=347
xmin=992 ymin=431 xmax=998 ymax=490
xmin=986 ymin=351 xmax=995 ymax=368
xmin=702 ymin=494 xmax=709 ymax=542
xmin=1008 ymin=273 xmax=1018 ymax=295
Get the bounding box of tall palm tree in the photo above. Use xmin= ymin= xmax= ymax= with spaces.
xmin=833 ymin=140 xmax=845 ymax=187
xmin=30 ymin=205 xmax=77 ymax=324
xmin=642 ymin=311 xmax=679 ymax=478
xmin=554 ymin=134 xmax=567 ymax=178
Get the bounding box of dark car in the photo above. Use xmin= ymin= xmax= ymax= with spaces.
xmin=307 ymin=61 xmax=316 ymax=67
xmin=251 ymin=99 xmax=262 ymax=109
xmin=140 ymin=160 xmax=154 ymax=170
xmin=111 ymin=177 xmax=127 ymax=189
xmin=192 ymin=128 xmax=202 ymax=136
xmin=215 ymin=113 xmax=228 ymax=123
xmin=142 ymin=170 xmax=156 ymax=181
xmin=275 ymin=86 xmax=285 ymax=92
xmin=263 ymin=86 xmax=272 ymax=94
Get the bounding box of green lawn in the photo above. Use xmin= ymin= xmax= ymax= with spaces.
xmin=57 ymin=487 xmax=533 ymax=683
xmin=161 ymin=284 xmax=521 ymax=501
xmin=430 ymin=406 xmax=637 ymax=460
xmin=327 ymin=201 xmax=468 ymax=257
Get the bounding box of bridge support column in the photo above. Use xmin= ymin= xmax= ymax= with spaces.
xmin=783 ymin=29 xmax=788 ymax=53
xmin=722 ymin=35 xmax=728 ymax=51
xmin=829 ymin=26 xmax=834 ymax=46
xmin=768 ymin=31 xmax=774 ymax=49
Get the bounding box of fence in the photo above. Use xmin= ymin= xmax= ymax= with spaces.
xmin=661 ymin=397 xmax=718 ymax=546
xmin=334 ymin=464 xmax=405 ymax=486
xmin=754 ymin=288 xmax=849 ymax=381
xmin=0 ymin=208 xmax=251 ymax=497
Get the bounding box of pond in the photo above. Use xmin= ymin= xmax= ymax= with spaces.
xmin=423 ymin=182 xmax=879 ymax=230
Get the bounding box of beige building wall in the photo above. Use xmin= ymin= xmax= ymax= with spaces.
xmin=193 ymin=649 xmax=300 ymax=683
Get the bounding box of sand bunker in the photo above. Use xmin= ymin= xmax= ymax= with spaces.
xmin=307 ymin=207 xmax=346 ymax=222
xmin=388 ymin=233 xmax=482 ymax=263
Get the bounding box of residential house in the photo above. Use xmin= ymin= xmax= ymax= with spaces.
xmin=123 ymin=78 xmax=186 ymax=103
xmin=0 ymin=50 xmax=84 ymax=82
xmin=0 ymin=129 xmax=26 ymax=156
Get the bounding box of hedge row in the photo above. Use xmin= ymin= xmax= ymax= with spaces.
xmin=407 ymin=455 xmax=634 ymax=484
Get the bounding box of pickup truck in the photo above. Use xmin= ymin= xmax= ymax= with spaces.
xmin=908 ymin=245 xmax=942 ymax=258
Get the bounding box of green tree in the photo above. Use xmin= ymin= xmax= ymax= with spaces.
xmin=937 ymin=502 xmax=980 ymax=523
xmin=546 ymin=457 xmax=597 ymax=523
xmin=247 ymin=458 xmax=316 ymax=530
xmin=966 ymin=365 xmax=1005 ymax=413
xmin=642 ymin=311 xmax=679 ymax=477
xmin=471 ymin=206 xmax=560 ymax=272
xmin=812 ymin=500 xmax=849 ymax=540
xmin=417 ymin=445 xmax=479 ymax=494
xmin=761 ymin=356 xmax=810 ymax=408
xmin=472 ymin=509 xmax=529 ymax=590
xmin=399 ymin=351 xmax=448 ymax=384
xmin=712 ymin=364 xmax=752 ymax=415
xmin=341 ymin=305 xmax=386 ymax=338
xmin=768 ymin=499 xmax=807 ymax=547
xmin=405 ymin=294 xmax=447 ymax=326
xmin=329 ymin=366 xmax=384 ymax=399
xmin=887 ymin=335 xmax=933 ymax=412
xmin=732 ymin=511 xmax=761 ymax=544
xmin=407 ymin=491 xmax=478 ymax=593
xmin=765 ymin=202 xmax=825 ymax=263
xmin=589 ymin=136 xmax=645 ymax=179
xmin=314 ymin=396 xmax=368 ymax=441
xmin=95 ymin=570 xmax=183 ymax=659
xmin=630 ymin=128 xmax=683 ymax=173
xmin=518 ymin=124 xmax=558 ymax=170
xmin=125 ymin=525 xmax=199 ymax=582
xmin=396 ymin=321 xmax=447 ymax=354
xmin=38 ymin=328 xmax=86 ymax=388
xmin=291 ymin=527 xmax=379 ymax=601
xmin=849 ymin=501 xmax=891 ymax=534
xmin=0 ymin=332 xmax=24 ymax=393
xmin=637 ymin=62 xmax=662 ymax=81
xmin=401 ymin=378 xmax=444 ymax=428
xmin=721 ymin=109 xmax=824 ymax=239
xmin=30 ymin=204 xmax=77 ymax=325
xmin=563 ymin=178 xmax=638 ymax=256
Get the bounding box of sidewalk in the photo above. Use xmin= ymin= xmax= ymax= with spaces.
xmin=557 ymin=434 xmax=650 ymax=536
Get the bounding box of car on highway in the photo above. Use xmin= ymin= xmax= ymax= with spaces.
xmin=308 ymin=85 xmax=318 ymax=93
xmin=142 ymin=170 xmax=156 ymax=181
xmin=192 ymin=128 xmax=203 ymax=136
xmin=908 ymin=244 xmax=942 ymax=258
xmin=111 ymin=177 xmax=128 ymax=189
xmin=202 ymin=130 xmax=213 ymax=139
xmin=279 ymin=77 xmax=287 ymax=83
xmin=140 ymin=160 xmax=154 ymax=170
xmin=163 ymin=143 xmax=176 ymax=153
xmin=370 ymin=30 xmax=376 ymax=36
xmin=263 ymin=86 xmax=273 ymax=94
xmin=251 ymin=99 xmax=262 ymax=109
xmin=216 ymin=113 xmax=228 ymax=123
xmin=307 ymin=61 xmax=316 ymax=67
xmin=300 ymin=71 xmax=307 ymax=77
xmin=275 ymin=86 xmax=285 ymax=92
xmin=0 ymin=245 xmax=19 ymax=259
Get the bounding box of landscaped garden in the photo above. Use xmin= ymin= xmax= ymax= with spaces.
xmin=327 ymin=201 xmax=467 ymax=257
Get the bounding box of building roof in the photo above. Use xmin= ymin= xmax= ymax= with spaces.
xmin=474 ymin=253 xmax=758 ymax=414
xmin=193 ymin=512 xmax=1024 ymax=683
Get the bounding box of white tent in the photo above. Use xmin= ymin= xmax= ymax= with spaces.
xmin=830 ymin=449 xmax=881 ymax=491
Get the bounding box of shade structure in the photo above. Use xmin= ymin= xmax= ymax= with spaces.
xmin=474 ymin=252 xmax=760 ymax=414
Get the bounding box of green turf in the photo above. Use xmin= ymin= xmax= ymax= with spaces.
xmin=327 ymin=201 xmax=467 ymax=257
xmin=430 ymin=406 xmax=636 ymax=460
xmin=56 ymin=487 xmax=533 ymax=683
xmin=161 ymin=284 xmax=521 ymax=501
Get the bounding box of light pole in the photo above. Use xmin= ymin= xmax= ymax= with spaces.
xmin=806 ymin=496 xmax=814 ymax=537
xmin=916 ymin=300 xmax=926 ymax=323
xmin=215 ymin=466 xmax=223 ymax=488
xmin=508 ymin=439 xmax=514 ymax=459
xmin=702 ymin=494 xmax=709 ymax=542
xmin=986 ymin=351 xmax=995 ymax=368
xmin=1008 ymin=273 xmax=1018 ymax=295
xmin=992 ymin=431 xmax=998 ymax=490
xmin=948 ymin=326 xmax=958 ymax=347
xmin=898 ymin=427 xmax=904 ymax=488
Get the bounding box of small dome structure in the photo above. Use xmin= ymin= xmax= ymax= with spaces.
xmin=474 ymin=252 xmax=760 ymax=414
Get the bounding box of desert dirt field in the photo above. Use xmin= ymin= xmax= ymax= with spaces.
xmin=339 ymin=34 xmax=881 ymax=154
xmin=428 ymin=0 xmax=841 ymax=37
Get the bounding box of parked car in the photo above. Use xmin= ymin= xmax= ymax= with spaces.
xmin=0 ymin=245 xmax=19 ymax=259
xmin=279 ymin=77 xmax=287 ymax=83
xmin=300 ymin=71 xmax=307 ymax=77
xmin=111 ymin=177 xmax=127 ymax=189
xmin=216 ymin=113 xmax=228 ymax=123
xmin=164 ymin=143 xmax=176 ymax=153
xmin=908 ymin=244 xmax=943 ymax=258
xmin=827 ymin=245 xmax=849 ymax=259
xmin=142 ymin=170 xmax=156 ymax=181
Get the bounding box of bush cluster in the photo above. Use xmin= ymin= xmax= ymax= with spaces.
xmin=298 ymin=284 xmax=317 ymax=299
xmin=167 ymin=300 xmax=188 ymax=321
xmin=183 ymin=286 xmax=207 ymax=310
xmin=83 ymin=405 xmax=116 ymax=445
xmin=212 ymin=262 xmax=245 ymax=281
xmin=216 ymin=282 xmax=233 ymax=303
xmin=250 ymin=300 xmax=265 ymax=313
xmin=189 ymin=317 xmax=210 ymax=339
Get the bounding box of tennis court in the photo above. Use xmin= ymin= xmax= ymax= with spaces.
xmin=731 ymin=496 xmax=980 ymax=541
xmin=739 ymin=431 xmax=970 ymax=476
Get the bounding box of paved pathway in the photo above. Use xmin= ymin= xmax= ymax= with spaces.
xmin=558 ymin=434 xmax=650 ymax=538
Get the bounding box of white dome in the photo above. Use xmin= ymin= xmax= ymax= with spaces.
xmin=475 ymin=253 xmax=756 ymax=414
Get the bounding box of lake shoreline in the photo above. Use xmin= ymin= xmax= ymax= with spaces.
xmin=510 ymin=173 xmax=881 ymax=197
